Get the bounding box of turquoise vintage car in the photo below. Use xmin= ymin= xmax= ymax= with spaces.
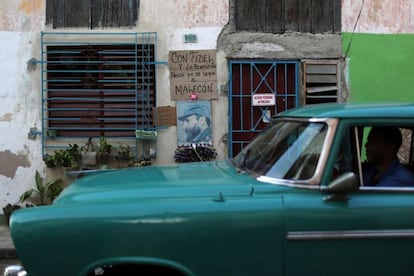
xmin=7 ymin=103 xmax=414 ymax=276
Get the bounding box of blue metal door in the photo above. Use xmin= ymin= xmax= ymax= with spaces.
xmin=228 ymin=60 xmax=299 ymax=157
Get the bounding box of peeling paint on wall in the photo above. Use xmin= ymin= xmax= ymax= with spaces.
xmin=0 ymin=150 xmax=31 ymax=178
xmin=0 ymin=0 xmax=45 ymax=32
xmin=0 ymin=113 xmax=13 ymax=122
xmin=19 ymin=0 xmax=43 ymax=14
xmin=342 ymin=0 xmax=414 ymax=33
xmin=173 ymin=0 xmax=228 ymax=27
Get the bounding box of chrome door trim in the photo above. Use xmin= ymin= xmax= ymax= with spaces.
xmin=286 ymin=229 xmax=414 ymax=240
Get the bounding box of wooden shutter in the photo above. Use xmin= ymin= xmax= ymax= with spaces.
xmin=46 ymin=0 xmax=139 ymax=28
xmin=235 ymin=0 xmax=341 ymax=34
xmin=303 ymin=60 xmax=341 ymax=104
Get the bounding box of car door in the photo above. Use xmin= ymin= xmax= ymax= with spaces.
xmin=283 ymin=124 xmax=414 ymax=276
xmin=283 ymin=189 xmax=414 ymax=276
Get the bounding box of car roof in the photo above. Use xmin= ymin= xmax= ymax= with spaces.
xmin=278 ymin=103 xmax=414 ymax=119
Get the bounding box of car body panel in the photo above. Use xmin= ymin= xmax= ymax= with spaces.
xmin=283 ymin=190 xmax=414 ymax=275
xmin=11 ymin=161 xmax=286 ymax=276
xmin=8 ymin=103 xmax=414 ymax=276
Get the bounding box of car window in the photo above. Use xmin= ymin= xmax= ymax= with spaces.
xmin=233 ymin=119 xmax=329 ymax=181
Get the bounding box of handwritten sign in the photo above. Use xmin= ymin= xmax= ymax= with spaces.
xmin=252 ymin=94 xmax=276 ymax=106
xmin=169 ymin=50 xmax=218 ymax=101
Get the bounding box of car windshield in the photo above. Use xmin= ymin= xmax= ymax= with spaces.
xmin=233 ymin=119 xmax=328 ymax=181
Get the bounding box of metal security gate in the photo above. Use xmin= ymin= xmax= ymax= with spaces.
xmin=228 ymin=60 xmax=299 ymax=158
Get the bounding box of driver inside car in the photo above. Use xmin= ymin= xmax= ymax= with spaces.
xmin=363 ymin=126 xmax=414 ymax=187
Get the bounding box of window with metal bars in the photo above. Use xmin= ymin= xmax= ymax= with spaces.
xmin=41 ymin=32 xmax=157 ymax=157
xmin=46 ymin=44 xmax=155 ymax=137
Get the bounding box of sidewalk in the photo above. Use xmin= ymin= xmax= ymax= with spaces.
xmin=0 ymin=223 xmax=19 ymax=272
xmin=0 ymin=223 xmax=17 ymax=259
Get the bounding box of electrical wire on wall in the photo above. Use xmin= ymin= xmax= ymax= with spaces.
xmin=344 ymin=0 xmax=366 ymax=57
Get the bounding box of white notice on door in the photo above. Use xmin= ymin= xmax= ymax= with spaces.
xmin=252 ymin=94 xmax=276 ymax=106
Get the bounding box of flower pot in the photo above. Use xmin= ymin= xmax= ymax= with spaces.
xmin=98 ymin=153 xmax=111 ymax=164
xmin=82 ymin=151 xmax=97 ymax=166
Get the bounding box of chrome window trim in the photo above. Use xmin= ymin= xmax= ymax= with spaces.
xmin=354 ymin=126 xmax=364 ymax=185
xmin=257 ymin=117 xmax=339 ymax=188
xmin=359 ymin=186 xmax=414 ymax=193
xmin=286 ymin=229 xmax=414 ymax=240
xmin=256 ymin=176 xmax=321 ymax=190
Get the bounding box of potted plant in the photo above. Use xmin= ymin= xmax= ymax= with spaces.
xmin=81 ymin=137 xmax=97 ymax=166
xmin=67 ymin=143 xmax=81 ymax=168
xmin=116 ymin=143 xmax=131 ymax=168
xmin=43 ymin=153 xmax=57 ymax=168
xmin=117 ymin=144 xmax=131 ymax=160
xmin=20 ymin=170 xmax=63 ymax=206
xmin=98 ymin=136 xmax=112 ymax=164
xmin=2 ymin=203 xmax=21 ymax=226
xmin=43 ymin=144 xmax=81 ymax=169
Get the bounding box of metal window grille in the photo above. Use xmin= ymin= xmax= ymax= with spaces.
xmin=41 ymin=32 xmax=158 ymax=158
xmin=228 ymin=60 xmax=300 ymax=158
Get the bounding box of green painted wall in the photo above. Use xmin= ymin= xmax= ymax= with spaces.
xmin=342 ymin=33 xmax=414 ymax=103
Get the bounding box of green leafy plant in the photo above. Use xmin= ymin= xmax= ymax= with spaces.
xmin=98 ymin=136 xmax=112 ymax=163
xmin=117 ymin=144 xmax=131 ymax=160
xmin=20 ymin=170 xmax=64 ymax=205
xmin=43 ymin=154 xmax=57 ymax=168
xmin=43 ymin=144 xmax=81 ymax=168
xmin=67 ymin=143 xmax=81 ymax=162
xmin=98 ymin=137 xmax=112 ymax=155
xmin=53 ymin=149 xmax=73 ymax=167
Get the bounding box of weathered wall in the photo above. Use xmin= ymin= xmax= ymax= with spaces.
xmin=137 ymin=0 xmax=229 ymax=164
xmin=0 ymin=0 xmax=45 ymax=209
xmin=218 ymin=0 xmax=342 ymax=60
xmin=0 ymin=0 xmax=230 ymax=209
xmin=342 ymin=0 xmax=414 ymax=34
xmin=342 ymin=0 xmax=414 ymax=102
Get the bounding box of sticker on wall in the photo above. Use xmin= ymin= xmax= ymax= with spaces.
xmin=177 ymin=100 xmax=212 ymax=146
xmin=262 ymin=110 xmax=271 ymax=123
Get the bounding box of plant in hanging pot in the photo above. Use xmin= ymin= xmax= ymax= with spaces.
xmin=81 ymin=137 xmax=97 ymax=166
xmin=98 ymin=136 xmax=112 ymax=164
